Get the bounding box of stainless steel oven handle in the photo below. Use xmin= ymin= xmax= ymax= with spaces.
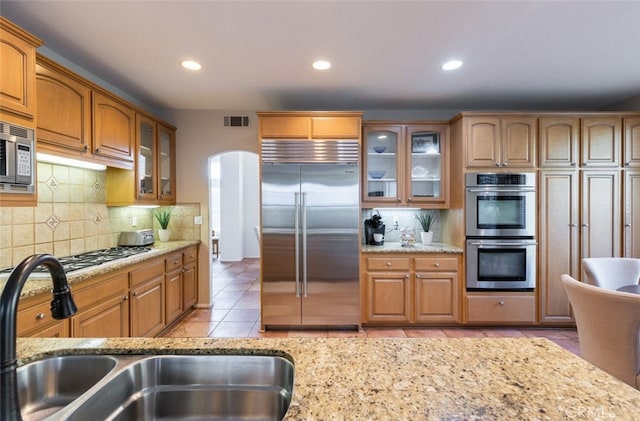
xmin=468 ymin=241 xmax=538 ymax=246
xmin=466 ymin=188 xmax=536 ymax=193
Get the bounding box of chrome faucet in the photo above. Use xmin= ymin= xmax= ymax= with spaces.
xmin=0 ymin=254 xmax=77 ymax=421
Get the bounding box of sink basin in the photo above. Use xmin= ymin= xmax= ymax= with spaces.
xmin=49 ymin=354 xmax=294 ymax=421
xmin=17 ymin=354 xmax=118 ymax=420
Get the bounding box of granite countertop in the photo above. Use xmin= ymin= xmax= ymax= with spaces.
xmin=362 ymin=241 xmax=463 ymax=254
xmin=16 ymin=336 xmax=640 ymax=420
xmin=0 ymin=240 xmax=200 ymax=299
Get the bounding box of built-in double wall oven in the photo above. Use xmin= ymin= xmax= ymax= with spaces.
xmin=465 ymin=173 xmax=537 ymax=290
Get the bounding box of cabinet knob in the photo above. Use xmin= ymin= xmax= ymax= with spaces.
xmin=625 ymin=223 xmax=632 ymax=228
xmin=416 ymin=274 xmax=421 ymax=278
xmin=397 ymin=198 xmax=401 ymax=202
xmin=174 ymin=260 xmax=179 ymax=265
xmin=581 ymin=223 xmax=589 ymax=228
xmin=502 ymin=162 xmax=508 ymax=167
xmin=570 ymin=162 xmax=577 ymax=167
xmin=405 ymin=274 xmax=410 ymax=278
xmin=83 ymin=145 xmax=88 ymax=152
xmin=133 ymin=292 xmax=139 ymax=296
xmin=35 ymin=313 xmax=46 ymax=320
xmin=495 ymin=163 xmax=501 ymax=167
xmin=407 ymin=198 xmax=412 ymax=202
xmin=123 ymin=295 xmax=129 ymax=301
xmin=624 ymin=162 xmax=630 ymax=167
xmin=434 ymin=263 xmax=440 ymax=268
xmin=569 ymin=223 xmax=577 ymax=227
xmin=386 ymin=262 xmax=392 ymax=267
xmin=95 ymin=148 xmax=100 ymax=153
xmin=498 ymin=301 xmax=505 ymax=306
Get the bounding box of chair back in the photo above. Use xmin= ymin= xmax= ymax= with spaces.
xmin=561 ymin=274 xmax=640 ymax=389
xmin=582 ymin=258 xmax=640 ymax=290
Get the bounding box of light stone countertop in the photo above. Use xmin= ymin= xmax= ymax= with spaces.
xmin=362 ymin=241 xmax=463 ymax=254
xmin=0 ymin=240 xmax=200 ymax=299
xmin=15 ymin=336 xmax=640 ymax=420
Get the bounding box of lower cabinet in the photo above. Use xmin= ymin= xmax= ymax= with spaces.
xmin=362 ymin=253 xmax=462 ymax=325
xmin=17 ymin=294 xmax=70 ymax=337
xmin=130 ymin=259 xmax=166 ymax=337
xmin=71 ymin=272 xmax=130 ymax=337
xmin=165 ymin=251 xmax=183 ymax=325
xmin=182 ymin=246 xmax=198 ymax=310
xmin=466 ymin=292 xmax=536 ymax=324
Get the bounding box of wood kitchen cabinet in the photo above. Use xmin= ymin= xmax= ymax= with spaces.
xmin=130 ymin=259 xmax=166 ymax=337
xmin=538 ymin=117 xmax=580 ymax=168
xmin=362 ymin=253 xmax=462 ymax=325
xmin=17 ymin=294 xmax=70 ymax=337
xmin=362 ymin=122 xmax=449 ymax=208
xmin=93 ymin=91 xmax=135 ymax=163
xmin=182 ymin=246 xmax=198 ymax=310
xmin=466 ymin=292 xmax=536 ymax=324
xmin=0 ymin=17 xmax=42 ymax=124
xmin=623 ymin=170 xmax=640 ymax=258
xmin=258 ymin=111 xmax=362 ymax=139
xmin=623 ymin=116 xmax=640 ymax=168
xmin=165 ymin=251 xmax=183 ymax=324
xmin=463 ymin=115 xmax=537 ymax=168
xmin=71 ymin=272 xmax=130 ymax=337
xmin=581 ymin=117 xmax=621 ymax=167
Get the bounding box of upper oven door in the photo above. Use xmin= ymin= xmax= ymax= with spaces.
xmin=465 ymin=187 xmax=536 ymax=237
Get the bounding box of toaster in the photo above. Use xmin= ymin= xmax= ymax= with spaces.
xmin=118 ymin=229 xmax=155 ymax=246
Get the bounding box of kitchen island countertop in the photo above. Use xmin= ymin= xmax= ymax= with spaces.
xmin=362 ymin=241 xmax=463 ymax=254
xmin=16 ymin=336 xmax=640 ymax=420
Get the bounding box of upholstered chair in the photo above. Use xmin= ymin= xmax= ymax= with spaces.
xmin=581 ymin=258 xmax=640 ymax=290
xmin=561 ymin=274 xmax=640 ymax=389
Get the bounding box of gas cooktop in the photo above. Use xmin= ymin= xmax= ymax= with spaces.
xmin=0 ymin=246 xmax=152 ymax=277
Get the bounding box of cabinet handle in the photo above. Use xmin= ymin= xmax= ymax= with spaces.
xmin=498 ymin=301 xmax=505 ymax=306
xmin=433 ymin=262 xmax=440 ymax=268
xmin=35 ymin=313 xmax=46 ymax=320
xmin=386 ymin=262 xmax=392 ymax=267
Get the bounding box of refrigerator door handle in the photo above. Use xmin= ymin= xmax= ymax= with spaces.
xmin=301 ymin=191 xmax=308 ymax=297
xmin=294 ymin=192 xmax=301 ymax=297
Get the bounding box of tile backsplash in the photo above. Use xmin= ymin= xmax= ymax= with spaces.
xmin=361 ymin=208 xmax=442 ymax=243
xmin=0 ymin=162 xmax=200 ymax=269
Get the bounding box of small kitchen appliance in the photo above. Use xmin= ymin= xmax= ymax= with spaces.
xmin=118 ymin=229 xmax=155 ymax=246
xmin=364 ymin=212 xmax=385 ymax=245
xmin=0 ymin=120 xmax=35 ymax=194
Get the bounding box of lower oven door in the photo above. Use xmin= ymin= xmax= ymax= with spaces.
xmin=466 ymin=239 xmax=537 ymax=290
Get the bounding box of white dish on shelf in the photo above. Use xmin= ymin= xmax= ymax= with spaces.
xmin=411 ymin=166 xmax=428 ymax=177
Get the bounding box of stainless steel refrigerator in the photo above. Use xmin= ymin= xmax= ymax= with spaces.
xmin=261 ymin=140 xmax=360 ymax=328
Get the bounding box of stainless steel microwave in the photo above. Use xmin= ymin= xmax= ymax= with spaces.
xmin=0 ymin=121 xmax=35 ymax=194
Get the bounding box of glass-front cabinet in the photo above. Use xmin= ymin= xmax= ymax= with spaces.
xmin=137 ymin=115 xmax=157 ymax=201
xmin=158 ymin=123 xmax=176 ymax=203
xmin=363 ymin=123 xmax=448 ymax=208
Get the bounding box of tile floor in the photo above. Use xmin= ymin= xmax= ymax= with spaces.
xmin=162 ymin=258 xmax=580 ymax=356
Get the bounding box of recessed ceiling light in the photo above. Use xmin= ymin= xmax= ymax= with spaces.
xmin=312 ymin=60 xmax=331 ymax=70
xmin=442 ymin=60 xmax=463 ymax=71
xmin=181 ymin=60 xmax=202 ymax=71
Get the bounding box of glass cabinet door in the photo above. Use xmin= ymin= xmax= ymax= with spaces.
xmin=363 ymin=125 xmax=403 ymax=203
xmin=406 ymin=125 xmax=447 ymax=205
xmin=136 ymin=115 xmax=156 ymax=201
xmin=158 ymin=124 xmax=175 ymax=203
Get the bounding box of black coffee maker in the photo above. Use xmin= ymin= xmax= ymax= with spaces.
xmin=364 ymin=212 xmax=385 ymax=245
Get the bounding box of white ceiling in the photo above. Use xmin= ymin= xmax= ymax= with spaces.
xmin=3 ymin=0 xmax=640 ymax=112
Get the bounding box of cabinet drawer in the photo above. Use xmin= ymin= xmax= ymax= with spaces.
xmin=182 ymin=246 xmax=197 ymax=265
xmin=466 ymin=294 xmax=536 ymax=324
xmin=366 ymin=257 xmax=411 ymax=271
xmin=165 ymin=251 xmax=183 ymax=272
xmin=17 ymin=296 xmax=62 ymax=335
xmin=73 ymin=272 xmax=128 ymax=309
xmin=130 ymin=258 xmax=165 ymax=287
xmin=414 ymin=256 xmax=459 ymax=272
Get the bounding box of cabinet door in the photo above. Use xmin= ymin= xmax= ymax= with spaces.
xmin=581 ymin=117 xmax=621 ymax=167
xmin=623 ymin=116 xmax=640 ymax=168
xmin=466 ymin=117 xmax=500 ymax=168
xmin=0 ymin=20 xmax=39 ymax=119
xmin=362 ymin=125 xmax=404 ymax=204
xmin=365 ymin=272 xmax=411 ymax=322
xmin=406 ymin=124 xmax=449 ymax=207
xmin=130 ymin=276 xmax=165 ymax=337
xmin=157 ymin=123 xmax=176 ymax=203
xmin=165 ymin=269 xmax=183 ymax=324
xmin=311 ymin=116 xmax=360 ymax=139
xmin=36 ymin=62 xmax=92 ymax=152
xmin=623 ymin=170 xmax=640 ymax=258
xmin=539 ymin=171 xmax=579 ymax=324
xmin=539 ymin=117 xmax=580 ymax=168
xmin=72 ymin=294 xmax=130 ymax=337
xmin=260 ymin=116 xmax=309 ymax=138
xmin=93 ymin=91 xmax=135 ymax=163
xmin=414 ymin=272 xmax=460 ymax=323
xmin=501 ymin=117 xmax=536 ymax=168
xmin=581 ymin=170 xmax=621 ymax=259
xmin=183 ymin=262 xmax=198 ymax=310
xmin=136 ymin=114 xmax=157 ymax=201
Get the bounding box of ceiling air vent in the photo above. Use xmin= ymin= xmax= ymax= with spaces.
xmin=223 ymin=116 xmax=249 ymax=127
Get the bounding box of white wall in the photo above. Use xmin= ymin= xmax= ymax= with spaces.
xmin=242 ymin=153 xmax=260 ymax=258
xmin=219 ymin=153 xmax=244 ymax=261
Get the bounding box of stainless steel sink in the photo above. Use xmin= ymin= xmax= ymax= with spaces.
xmin=17 ymin=354 xmax=294 ymax=421
xmin=17 ymin=354 xmax=118 ymax=420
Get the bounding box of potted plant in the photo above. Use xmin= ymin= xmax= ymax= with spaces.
xmin=414 ymin=210 xmax=434 ymax=245
xmin=154 ymin=208 xmax=172 ymax=242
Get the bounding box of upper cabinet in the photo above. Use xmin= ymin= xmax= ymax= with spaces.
xmin=581 ymin=116 xmax=621 ymax=167
xmin=258 ymin=111 xmax=362 ymax=139
xmin=538 ymin=117 xmax=580 ymax=168
xmin=465 ymin=116 xmax=536 ymax=168
xmin=0 ymin=17 xmax=42 ymax=125
xmin=36 ymin=55 xmax=135 ymax=169
xmin=106 ymin=114 xmax=176 ymax=206
xmin=363 ymin=122 xmax=449 ymax=208
xmin=623 ymin=116 xmax=640 ymax=168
